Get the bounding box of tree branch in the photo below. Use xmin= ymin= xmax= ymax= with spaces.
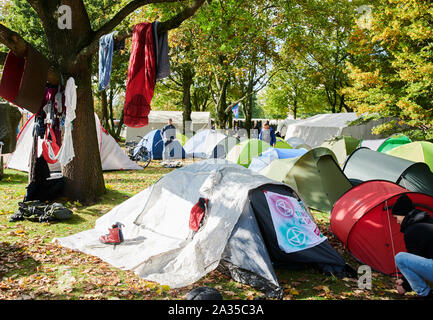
xmin=0 ymin=23 xmax=60 ymax=84
xmin=76 ymin=0 xmax=205 ymax=62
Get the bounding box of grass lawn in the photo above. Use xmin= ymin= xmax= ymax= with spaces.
xmin=0 ymin=161 xmax=410 ymax=300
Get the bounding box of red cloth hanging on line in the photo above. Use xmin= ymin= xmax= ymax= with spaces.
xmin=123 ymin=22 xmax=156 ymax=128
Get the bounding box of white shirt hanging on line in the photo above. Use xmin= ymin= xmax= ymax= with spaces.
xmin=58 ymin=77 xmax=77 ymax=167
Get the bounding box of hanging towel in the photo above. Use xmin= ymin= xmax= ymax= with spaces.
xmin=152 ymin=21 xmax=171 ymax=81
xmin=123 ymin=22 xmax=156 ymax=128
xmin=58 ymin=77 xmax=77 ymax=167
xmin=98 ymin=31 xmax=117 ymax=91
xmin=0 ymin=46 xmax=49 ymax=114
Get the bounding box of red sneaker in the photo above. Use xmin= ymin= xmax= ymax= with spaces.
xmin=100 ymin=223 xmax=124 ymax=245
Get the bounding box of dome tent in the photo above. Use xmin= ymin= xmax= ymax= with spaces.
xmin=274 ymin=137 xmax=292 ymax=149
xmin=320 ymin=135 xmax=360 ymax=166
xmin=134 ymin=129 xmax=186 ymax=160
xmin=55 ymin=160 xmax=349 ymax=298
xmin=343 ymin=147 xmax=433 ymax=197
xmin=226 ymin=138 xmax=271 ymax=168
xmin=285 ymin=136 xmax=311 ymax=150
xmin=248 ymin=148 xmax=308 ymax=173
xmin=6 ymin=113 xmax=142 ymax=172
xmin=360 ymin=134 xmax=411 ymax=153
xmin=387 ymin=141 xmax=433 ymax=172
xmin=330 ymin=180 xmax=433 ymax=275
xmin=260 ymin=147 xmax=353 ymax=213
xmin=183 ymin=129 xmax=238 ymax=159
xmin=176 ymin=132 xmax=189 ymax=146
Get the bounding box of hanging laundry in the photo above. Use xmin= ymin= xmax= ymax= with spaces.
xmin=123 ymin=22 xmax=156 ymax=128
xmin=57 ymin=77 xmax=77 ymax=167
xmin=0 ymin=45 xmax=49 ymax=114
xmin=152 ymin=21 xmax=171 ymax=81
xmin=98 ymin=31 xmax=117 ymax=91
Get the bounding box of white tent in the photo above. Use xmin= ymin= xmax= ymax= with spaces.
xmin=276 ymin=118 xmax=300 ymax=138
xmin=6 ymin=113 xmax=142 ymax=172
xmin=284 ymin=113 xmax=385 ymax=147
xmin=183 ymin=129 xmax=238 ymax=159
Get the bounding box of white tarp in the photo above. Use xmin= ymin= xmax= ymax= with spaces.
xmin=284 ymin=113 xmax=384 ymax=147
xmin=6 ymin=113 xmax=142 ymax=172
xmin=54 ymin=160 xmax=282 ymax=289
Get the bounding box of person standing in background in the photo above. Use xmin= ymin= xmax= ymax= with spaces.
xmin=161 ymin=118 xmax=176 ymax=163
xmin=259 ymin=121 xmax=276 ymax=147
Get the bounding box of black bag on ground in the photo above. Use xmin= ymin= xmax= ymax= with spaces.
xmin=10 ymin=201 xmax=73 ymax=223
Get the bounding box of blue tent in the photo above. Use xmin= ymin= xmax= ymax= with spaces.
xmin=249 ymin=148 xmax=308 ymax=173
xmin=135 ymin=130 xmax=185 ymax=160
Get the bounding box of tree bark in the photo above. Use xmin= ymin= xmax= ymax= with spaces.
xmin=61 ymin=59 xmax=105 ymax=203
xmin=181 ymin=67 xmax=193 ymax=134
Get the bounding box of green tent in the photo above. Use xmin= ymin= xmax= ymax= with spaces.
xmin=274 ymin=137 xmax=292 ymax=149
xmin=320 ymin=136 xmax=360 ymax=166
xmin=359 ymin=134 xmax=411 ymax=153
xmin=176 ymin=132 xmax=189 ymax=146
xmin=260 ymin=147 xmax=353 ymax=213
xmin=387 ymin=141 xmax=433 ymax=172
xmin=343 ymin=147 xmax=433 ymax=197
xmin=226 ymin=139 xmax=271 ymax=167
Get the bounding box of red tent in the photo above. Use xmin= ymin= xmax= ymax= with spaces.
xmin=330 ymin=180 xmax=433 ymax=275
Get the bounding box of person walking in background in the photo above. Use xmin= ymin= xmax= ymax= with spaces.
xmin=392 ymin=194 xmax=433 ymax=299
xmin=161 ymin=118 xmax=176 ymax=163
xmin=259 ymin=121 xmax=276 ymax=147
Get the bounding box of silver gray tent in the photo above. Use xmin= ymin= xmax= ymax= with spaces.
xmin=55 ymin=160 xmax=347 ymax=298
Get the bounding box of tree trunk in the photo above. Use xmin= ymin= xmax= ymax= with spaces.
xmin=62 ymin=59 xmax=105 ymax=204
xmin=182 ymin=67 xmax=193 ymax=134
xmin=215 ymin=80 xmax=229 ymax=129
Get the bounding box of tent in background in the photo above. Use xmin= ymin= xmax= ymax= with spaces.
xmin=360 ymin=134 xmax=411 ymax=153
xmin=183 ymin=129 xmax=238 ymax=159
xmin=6 ymin=113 xmax=142 ymax=172
xmin=124 ymin=111 xmax=211 ymax=143
xmin=274 ymin=137 xmax=292 ymax=149
xmin=260 ymin=147 xmax=353 ymax=213
xmin=248 ymin=148 xmax=308 ymax=173
xmin=176 ymin=132 xmax=189 ymax=146
xmin=387 ymin=141 xmax=433 ymax=172
xmin=226 ymin=138 xmax=271 ymax=167
xmin=54 ymin=160 xmax=348 ymax=298
xmin=330 ymin=180 xmax=433 ymax=275
xmin=133 ymin=129 xmax=186 ymax=160
xmin=321 ymin=136 xmax=360 ymax=166
xmin=284 ymin=113 xmax=385 ymax=147
xmin=285 ymin=136 xmax=311 ymax=150
xmin=343 ymin=148 xmax=433 ymax=197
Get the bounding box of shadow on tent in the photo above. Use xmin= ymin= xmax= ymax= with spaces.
xmin=343 ymin=147 xmax=433 ymax=197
